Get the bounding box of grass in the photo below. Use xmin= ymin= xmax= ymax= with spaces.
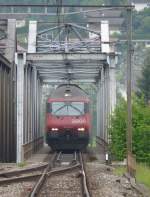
xmin=114 ymin=163 xmax=150 ymax=189
xmin=136 ymin=164 xmax=150 ymax=188
xmin=114 ymin=166 xmax=126 ymax=176
xmin=17 ymin=162 xmax=27 ymax=168
xmin=88 ymin=137 xmax=97 ymax=148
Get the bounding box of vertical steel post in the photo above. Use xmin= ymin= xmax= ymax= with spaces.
xmin=104 ymin=65 xmax=108 ymax=141
xmin=29 ymin=67 xmax=33 ymax=141
xmin=108 ymin=56 xmax=116 ymax=114
xmin=28 ymin=20 xmax=37 ymax=151
xmin=29 ymin=69 xmax=32 ymax=141
xmin=33 ymin=66 xmax=37 ymax=151
xmin=96 ymin=80 xmax=101 ymax=137
xmin=126 ymin=7 xmax=135 ymax=176
xmin=0 ymin=64 xmax=2 ymax=161
xmin=101 ymin=20 xmax=110 ymax=141
xmin=101 ymin=67 xmax=105 ymax=139
xmin=101 ymin=20 xmax=110 ymax=53
xmin=24 ymin=65 xmax=27 ymax=144
xmin=11 ymin=62 xmax=17 ymax=162
xmin=28 ymin=21 xmax=37 ymax=53
xmin=99 ymin=68 xmax=103 ymax=139
xmin=27 ymin=66 xmax=31 ymax=142
xmin=15 ymin=53 xmax=26 ymax=163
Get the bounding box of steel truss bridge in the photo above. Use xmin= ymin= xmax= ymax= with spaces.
xmin=0 ymin=4 xmax=132 ymax=163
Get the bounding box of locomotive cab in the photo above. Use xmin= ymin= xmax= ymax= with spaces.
xmin=45 ymin=84 xmax=91 ymax=151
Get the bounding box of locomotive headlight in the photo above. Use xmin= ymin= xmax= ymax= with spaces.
xmin=78 ymin=128 xmax=85 ymax=131
xmin=51 ymin=128 xmax=58 ymax=131
xmin=64 ymin=93 xmax=71 ymax=97
xmin=64 ymin=89 xmax=71 ymax=97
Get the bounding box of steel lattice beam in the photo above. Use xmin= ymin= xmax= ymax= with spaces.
xmin=0 ymin=4 xmax=134 ymax=8
xmin=27 ymin=53 xmax=107 ymax=61
xmin=42 ymin=79 xmax=96 ymax=84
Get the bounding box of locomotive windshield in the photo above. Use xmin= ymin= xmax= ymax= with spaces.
xmin=51 ymin=102 xmax=84 ymax=116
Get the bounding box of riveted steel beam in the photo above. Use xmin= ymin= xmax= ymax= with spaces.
xmin=42 ymin=79 xmax=96 ymax=84
xmin=27 ymin=53 xmax=108 ymax=61
xmin=0 ymin=4 xmax=134 ymax=8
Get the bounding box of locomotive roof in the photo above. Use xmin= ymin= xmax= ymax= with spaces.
xmin=50 ymin=84 xmax=89 ymax=100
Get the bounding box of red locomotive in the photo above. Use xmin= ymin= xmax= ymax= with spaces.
xmin=45 ymin=84 xmax=91 ymax=151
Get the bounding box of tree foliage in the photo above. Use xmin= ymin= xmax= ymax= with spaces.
xmin=133 ymin=8 xmax=150 ymax=39
xmin=106 ymin=0 xmax=127 ymax=5
xmin=0 ymin=0 xmax=128 ymax=3
xmin=109 ymin=96 xmax=150 ymax=164
xmin=138 ymin=50 xmax=150 ymax=103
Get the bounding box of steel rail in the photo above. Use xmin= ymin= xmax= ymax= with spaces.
xmin=28 ymin=151 xmax=90 ymax=196
xmin=0 ymin=155 xmax=55 ymax=185
xmin=29 ymin=151 xmax=80 ymax=197
xmin=29 ymin=152 xmax=57 ymax=197
xmin=0 ymin=173 xmax=42 ymax=185
xmin=0 ymin=163 xmax=48 ymax=178
xmin=47 ymin=163 xmax=81 ymax=176
xmin=79 ymin=152 xmax=90 ymax=197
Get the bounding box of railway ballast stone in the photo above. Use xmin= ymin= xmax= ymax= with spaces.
xmin=86 ymin=162 xmax=143 ymax=197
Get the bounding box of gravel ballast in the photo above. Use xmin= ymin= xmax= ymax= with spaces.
xmin=86 ymin=162 xmax=143 ymax=197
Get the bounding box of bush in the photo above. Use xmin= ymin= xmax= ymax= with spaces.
xmin=109 ymin=96 xmax=150 ymax=164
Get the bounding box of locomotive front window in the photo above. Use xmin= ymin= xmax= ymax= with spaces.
xmin=51 ymin=102 xmax=84 ymax=116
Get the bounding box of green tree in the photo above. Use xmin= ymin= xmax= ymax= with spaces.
xmin=105 ymin=0 xmax=127 ymax=5
xmin=138 ymin=50 xmax=150 ymax=103
xmin=109 ymin=97 xmax=127 ymax=160
xmin=81 ymin=0 xmax=104 ymax=5
xmin=133 ymin=8 xmax=150 ymax=39
xmin=109 ymin=96 xmax=150 ymax=164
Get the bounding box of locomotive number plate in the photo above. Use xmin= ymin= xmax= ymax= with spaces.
xmin=72 ymin=119 xmax=85 ymax=124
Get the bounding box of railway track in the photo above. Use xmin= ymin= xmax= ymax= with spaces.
xmin=30 ymin=151 xmax=90 ymax=197
xmin=0 ymin=164 xmax=48 ymax=185
xmin=0 ymin=153 xmax=54 ymax=185
xmin=0 ymin=151 xmax=90 ymax=197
